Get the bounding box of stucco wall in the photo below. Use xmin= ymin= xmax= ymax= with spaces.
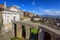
xmin=2 ymin=11 xmax=20 ymax=24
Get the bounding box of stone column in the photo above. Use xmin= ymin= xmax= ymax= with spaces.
xmin=55 ymin=37 xmax=60 ymax=40
xmin=38 ymin=28 xmax=44 ymax=40
xmin=54 ymin=37 xmax=60 ymax=40
xmin=12 ymin=23 xmax=15 ymax=37
xmin=16 ymin=23 xmax=22 ymax=38
xmin=51 ymin=34 xmax=56 ymax=40
xmin=25 ymin=26 xmax=30 ymax=40
xmin=51 ymin=35 xmax=55 ymax=40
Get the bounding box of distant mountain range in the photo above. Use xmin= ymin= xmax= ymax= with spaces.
xmin=41 ymin=14 xmax=60 ymax=19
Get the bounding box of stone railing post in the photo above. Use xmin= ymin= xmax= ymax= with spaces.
xmin=25 ymin=26 xmax=30 ymax=40
xmin=51 ymin=35 xmax=60 ymax=40
xmin=51 ymin=34 xmax=58 ymax=40
xmin=38 ymin=27 xmax=44 ymax=40
xmin=51 ymin=35 xmax=55 ymax=40
xmin=16 ymin=23 xmax=22 ymax=38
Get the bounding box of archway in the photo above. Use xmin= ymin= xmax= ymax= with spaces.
xmin=44 ymin=32 xmax=51 ymax=40
xmin=30 ymin=27 xmax=38 ymax=40
xmin=22 ymin=25 xmax=26 ymax=38
xmin=14 ymin=23 xmax=17 ymax=37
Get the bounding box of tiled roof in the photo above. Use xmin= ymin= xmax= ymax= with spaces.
xmin=0 ymin=4 xmax=4 ymax=8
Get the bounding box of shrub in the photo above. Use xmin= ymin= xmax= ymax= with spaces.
xmin=11 ymin=37 xmax=23 ymax=40
xmin=31 ymin=27 xmax=38 ymax=35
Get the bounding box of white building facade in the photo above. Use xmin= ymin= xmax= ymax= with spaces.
xmin=2 ymin=6 xmax=20 ymax=24
xmin=2 ymin=2 xmax=20 ymax=34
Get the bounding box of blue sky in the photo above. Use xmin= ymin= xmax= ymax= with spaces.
xmin=0 ymin=0 xmax=60 ymax=15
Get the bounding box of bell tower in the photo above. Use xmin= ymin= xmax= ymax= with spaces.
xmin=4 ymin=1 xmax=6 ymax=9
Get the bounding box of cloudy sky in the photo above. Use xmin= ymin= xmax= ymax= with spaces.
xmin=0 ymin=0 xmax=60 ymax=15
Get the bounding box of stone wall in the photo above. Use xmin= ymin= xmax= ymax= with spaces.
xmin=0 ymin=27 xmax=14 ymax=40
xmin=0 ymin=22 xmax=14 ymax=40
xmin=16 ymin=23 xmax=22 ymax=38
xmin=0 ymin=11 xmax=3 ymax=25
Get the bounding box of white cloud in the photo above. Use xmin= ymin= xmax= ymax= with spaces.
xmin=32 ymin=10 xmax=35 ymax=13
xmin=32 ymin=0 xmax=35 ymax=5
xmin=54 ymin=11 xmax=60 ymax=13
xmin=14 ymin=5 xmax=21 ymax=8
xmin=28 ymin=10 xmax=31 ymax=12
xmin=43 ymin=10 xmax=60 ymax=15
xmin=37 ymin=7 xmax=60 ymax=15
xmin=43 ymin=10 xmax=50 ymax=13
xmin=21 ymin=4 xmax=24 ymax=6
xmin=22 ymin=9 xmax=26 ymax=11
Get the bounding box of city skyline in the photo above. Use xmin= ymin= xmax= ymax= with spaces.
xmin=0 ymin=0 xmax=60 ymax=15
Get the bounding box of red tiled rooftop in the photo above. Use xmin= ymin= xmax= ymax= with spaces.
xmin=0 ymin=4 xmax=4 ymax=8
